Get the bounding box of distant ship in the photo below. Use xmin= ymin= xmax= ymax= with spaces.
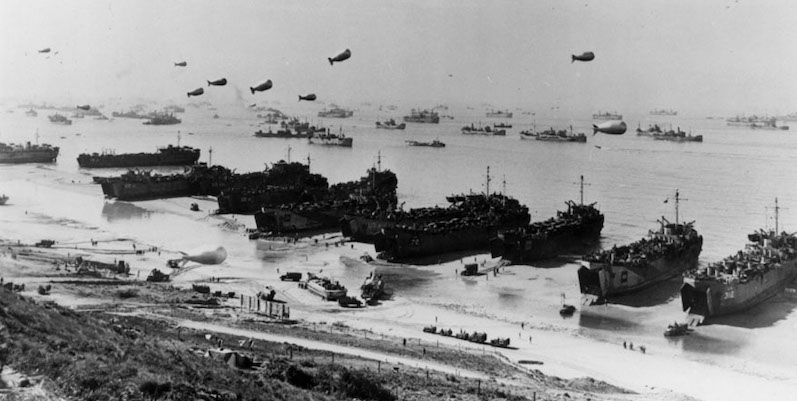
xmin=681 ymin=199 xmax=797 ymax=324
xmin=406 ymin=139 xmax=445 ymax=148
xmin=486 ymin=110 xmax=513 ymax=118
xmin=111 ymin=110 xmax=153 ymax=119
xmin=77 ymin=145 xmax=200 ymax=168
xmin=308 ymin=128 xmax=353 ymax=147
xmin=143 ymin=112 xmax=181 ymax=125
xmin=592 ymin=111 xmax=622 ymax=120
xmin=0 ymin=142 xmax=60 ymax=164
xmin=493 ymin=123 xmax=512 ymax=129
xmin=461 ymin=123 xmax=506 ymax=136
xmin=726 ymin=115 xmax=773 ymax=126
xmin=25 ymin=109 xmax=37 ymax=117
xmin=650 ymin=109 xmax=678 ymax=116
xmin=578 ymin=191 xmax=702 ymax=305
xmin=636 ymin=124 xmax=703 ymax=142
xmin=490 ymin=176 xmax=603 ymax=263
xmin=375 ymin=119 xmax=406 ymax=130
xmin=317 ymin=106 xmax=353 ymax=118
xmin=750 ymin=120 xmax=789 ymax=131
xmin=519 ymin=127 xmax=586 ymax=143
xmin=776 ymin=112 xmax=797 ymax=122
xmin=0 ymin=194 xmax=7 ymax=205
xmin=48 ymin=113 xmax=72 ymax=125
xmin=403 ymin=109 xmax=440 ymax=124
xmin=281 ymin=118 xmax=324 ymax=135
xmin=254 ymin=128 xmax=311 ymax=139
xmin=164 ymin=105 xmax=186 ymax=113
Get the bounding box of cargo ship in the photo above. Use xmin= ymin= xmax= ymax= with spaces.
xmin=592 ymin=111 xmax=622 ymax=120
xmin=461 ymin=124 xmax=506 ymax=136
xmin=636 ymin=124 xmax=702 ymax=142
xmin=317 ymin=106 xmax=353 ymax=118
xmin=308 ymin=128 xmax=353 ymax=147
xmin=375 ymin=119 xmax=406 ymax=130
xmin=486 ymin=110 xmax=513 ymax=118
xmin=77 ymin=145 xmax=200 ymax=168
xmin=490 ymin=176 xmax=602 ymax=264
xmin=143 ymin=112 xmax=181 ymax=125
xmin=48 ymin=113 xmax=72 ymax=125
xmin=403 ymin=109 xmax=440 ymax=124
xmin=519 ymin=127 xmax=586 ymax=142
xmin=0 ymin=142 xmax=60 ymax=164
xmin=372 ymin=169 xmax=530 ymax=261
xmin=578 ymin=190 xmax=703 ymax=305
xmin=681 ymin=199 xmax=797 ymax=324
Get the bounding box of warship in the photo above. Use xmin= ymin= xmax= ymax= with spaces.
xmin=403 ymin=109 xmax=440 ymax=124
xmin=636 ymin=124 xmax=703 ymax=142
xmin=77 ymin=145 xmax=200 ymax=168
xmin=143 ymin=112 xmax=181 ymax=125
xmin=681 ymin=199 xmax=797 ymax=324
xmin=490 ymin=176 xmax=603 ymax=264
xmin=372 ymin=168 xmax=530 ymax=261
xmin=0 ymin=142 xmax=60 ymax=164
xmin=578 ymin=190 xmax=703 ymax=305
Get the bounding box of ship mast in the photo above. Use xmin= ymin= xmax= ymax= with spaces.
xmin=775 ymin=197 xmax=779 ymax=234
xmin=307 ymin=154 xmax=311 ymax=172
xmin=177 ymin=130 xmax=181 ymax=147
xmin=502 ymin=175 xmax=507 ymax=195
xmin=208 ymin=147 xmax=212 ymax=166
xmin=673 ymin=189 xmax=687 ymax=226
xmin=286 ymin=146 xmax=291 ymax=163
xmin=485 ymin=166 xmax=491 ymax=196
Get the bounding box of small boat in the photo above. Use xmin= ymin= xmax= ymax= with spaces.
xmin=559 ymin=304 xmax=576 ymax=316
xmin=375 ymin=119 xmax=406 ymax=130
xmin=663 ymin=322 xmax=692 ymax=337
xmin=406 ymin=139 xmax=445 ymax=148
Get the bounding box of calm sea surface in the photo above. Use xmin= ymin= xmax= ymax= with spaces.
xmin=2 ymin=104 xmax=797 ymax=383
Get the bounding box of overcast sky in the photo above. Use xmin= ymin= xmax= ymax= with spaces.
xmin=1 ymin=0 xmax=796 ymax=115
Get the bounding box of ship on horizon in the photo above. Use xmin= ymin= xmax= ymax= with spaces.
xmin=681 ymin=199 xmax=797 ymax=324
xmin=592 ymin=111 xmax=622 ymax=120
xmin=317 ymin=106 xmax=353 ymax=118
xmin=486 ymin=110 xmax=513 ymax=118
xmin=578 ymin=190 xmax=703 ymax=305
xmin=650 ymin=109 xmax=678 ymax=116
xmin=403 ymin=109 xmax=440 ymax=124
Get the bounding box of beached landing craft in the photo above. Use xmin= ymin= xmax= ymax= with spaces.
xmin=578 ymin=190 xmax=702 ymax=305
xmin=490 ymin=176 xmax=603 ymax=263
xmin=681 ymin=199 xmax=797 ymax=324
xmin=77 ymin=145 xmax=200 ymax=168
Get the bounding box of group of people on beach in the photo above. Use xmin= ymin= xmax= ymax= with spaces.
xmin=623 ymin=341 xmax=646 ymax=354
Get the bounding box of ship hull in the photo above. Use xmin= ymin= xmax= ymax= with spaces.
xmin=681 ymin=259 xmax=797 ymax=321
xmin=490 ymin=216 xmax=603 ymax=263
xmin=100 ymin=179 xmax=195 ymax=201
xmin=374 ymin=225 xmax=497 ymax=261
xmin=217 ymin=188 xmax=324 ymax=214
xmin=77 ymin=150 xmax=199 ymax=168
xmin=341 ymin=214 xmax=403 ymax=243
xmin=0 ymin=149 xmax=59 ymax=164
xmin=579 ymin=238 xmax=702 ymax=304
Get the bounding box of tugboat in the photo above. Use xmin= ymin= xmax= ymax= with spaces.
xmin=578 ymin=190 xmax=703 ymax=305
xmin=372 ymin=167 xmax=530 ymax=261
xmin=375 ymin=119 xmax=406 ymax=130
xmin=681 ymin=199 xmax=797 ymax=324
xmin=403 ymin=109 xmax=440 ymax=124
xmin=308 ymin=128 xmax=353 ymax=147
xmin=490 ymin=176 xmax=603 ymax=264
